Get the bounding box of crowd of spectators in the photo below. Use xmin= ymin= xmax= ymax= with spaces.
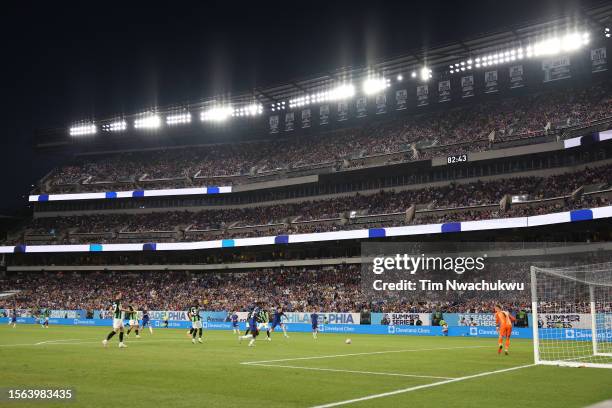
xmin=0 ymin=264 xmax=533 ymax=314
xmin=13 ymin=163 xmax=612 ymax=244
xmin=43 ymin=82 xmax=612 ymax=192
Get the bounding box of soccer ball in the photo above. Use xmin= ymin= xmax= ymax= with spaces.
xmin=345 ymin=338 xmax=352 ymax=344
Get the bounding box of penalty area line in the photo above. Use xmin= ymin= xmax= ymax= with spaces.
xmin=245 ymin=363 xmax=455 ymax=380
xmin=241 ymin=345 xmax=488 ymax=365
xmin=35 ymin=338 xmax=83 ymax=345
xmin=309 ymin=363 xmax=536 ymax=408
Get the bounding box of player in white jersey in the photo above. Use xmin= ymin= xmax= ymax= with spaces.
xmin=256 ymin=308 xmax=272 ymax=341
xmin=102 ymin=293 xmax=130 ymax=348
xmin=126 ymin=305 xmax=141 ymax=338
xmin=188 ymin=303 xmax=203 ymax=344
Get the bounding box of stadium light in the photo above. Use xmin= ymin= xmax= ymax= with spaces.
xmin=362 ymin=77 xmax=390 ymax=95
xmin=134 ymin=114 xmax=161 ymax=129
xmin=233 ymin=103 xmax=263 ymax=117
xmin=288 ymin=84 xmax=354 ymax=109
xmin=449 ymin=31 xmax=590 ymax=74
xmin=329 ymin=84 xmax=355 ymax=100
xmin=102 ymin=120 xmax=127 ymax=132
xmin=397 ymin=74 xmax=403 ymax=81
xmin=201 ymin=106 xmax=233 ymax=122
xmin=271 ymin=101 xmax=287 ymax=111
xmin=69 ymin=123 xmax=96 ymax=137
xmin=605 ymin=27 xmax=610 ymax=38
xmin=166 ymin=112 xmax=192 ymax=125
xmin=419 ymin=67 xmax=432 ymax=81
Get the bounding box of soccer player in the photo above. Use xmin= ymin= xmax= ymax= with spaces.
xmin=230 ymin=311 xmax=240 ymax=334
xmin=126 ymin=305 xmax=140 ymax=338
xmin=239 ymin=312 xmax=259 ymax=347
xmin=162 ymin=311 xmax=169 ymax=328
xmin=257 ymin=308 xmax=272 ymax=341
xmin=102 ymin=294 xmax=130 ymax=348
xmin=310 ymin=310 xmax=319 ymax=339
xmin=440 ymin=319 xmax=449 ymax=336
xmin=270 ymin=307 xmax=289 ymax=338
xmin=9 ymin=307 xmax=17 ymax=328
xmin=243 ymin=307 xmax=256 ymax=337
xmin=188 ymin=303 xmax=203 ymax=344
xmin=494 ymin=304 xmax=516 ymax=355
xmin=141 ymin=309 xmax=153 ymax=334
xmin=41 ymin=307 xmax=50 ymax=328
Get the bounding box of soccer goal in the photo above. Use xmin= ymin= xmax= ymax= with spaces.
xmin=530 ymin=263 xmax=612 ymax=369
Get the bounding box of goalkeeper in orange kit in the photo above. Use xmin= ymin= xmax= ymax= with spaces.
xmin=494 ymin=305 xmax=516 ymax=355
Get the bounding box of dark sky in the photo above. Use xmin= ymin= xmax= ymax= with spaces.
xmin=0 ymin=0 xmax=599 ymax=212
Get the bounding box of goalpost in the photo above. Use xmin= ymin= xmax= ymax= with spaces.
xmin=531 ymin=263 xmax=612 ymax=369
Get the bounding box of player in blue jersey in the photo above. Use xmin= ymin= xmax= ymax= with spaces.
xmin=243 ymin=307 xmax=258 ymax=337
xmin=9 ymin=307 xmax=17 ymax=328
xmin=271 ymin=307 xmax=289 ymax=339
xmin=230 ymin=311 xmax=240 ymax=334
xmin=141 ymin=309 xmax=153 ymax=334
xmin=40 ymin=308 xmax=50 ymax=328
xmin=239 ymin=312 xmax=260 ymax=347
xmin=310 ymin=311 xmax=319 ymax=339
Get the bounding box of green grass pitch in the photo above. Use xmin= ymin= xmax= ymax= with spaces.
xmin=0 ymin=325 xmax=611 ymax=407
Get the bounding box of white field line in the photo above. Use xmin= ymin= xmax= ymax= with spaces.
xmin=245 ymin=363 xmax=455 ymax=380
xmin=34 ymin=338 xmax=83 ymax=345
xmin=241 ymin=345 xmax=489 ymax=365
xmin=0 ymin=338 xmax=201 ymax=347
xmin=309 ymin=364 xmax=536 ymax=408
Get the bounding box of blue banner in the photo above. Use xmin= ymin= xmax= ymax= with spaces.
xmin=2 ymin=318 xmax=604 ymax=342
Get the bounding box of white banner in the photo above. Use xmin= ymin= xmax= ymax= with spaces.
xmin=542 ymin=55 xmax=571 ymax=82
xmin=509 ymin=65 xmax=524 ymax=89
xmin=461 ymin=75 xmax=474 ymax=98
xmin=395 ymin=89 xmax=407 ymax=110
xmin=236 ymin=311 xmax=360 ymax=324
xmin=149 ymin=310 xmax=190 ymax=321
xmin=591 ymin=47 xmax=607 ymax=73
xmin=269 ymin=115 xmax=279 ymax=134
xmin=377 ymin=312 xmax=430 ymax=326
xmin=375 ymin=93 xmax=386 ymax=114
xmin=416 ymin=85 xmax=429 ymax=107
xmin=538 ymin=313 xmax=592 ymax=329
xmin=356 ymin=96 xmax=367 ymax=118
xmin=284 ymin=112 xmax=294 ymax=131
xmin=49 ymin=310 xmax=80 ymax=319
xmin=438 ymin=80 xmax=451 ymax=103
xmin=457 ymin=313 xmax=496 ymax=326
xmin=337 ymin=101 xmax=348 ymax=121
xmin=301 ymin=108 xmax=311 ymax=128
xmin=319 ymin=104 xmax=330 ymax=125
xmin=484 ymin=70 xmax=498 ymax=93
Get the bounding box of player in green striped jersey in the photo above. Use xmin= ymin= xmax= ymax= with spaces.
xmin=126 ymin=305 xmax=140 ymax=338
xmin=102 ymin=293 xmax=130 ymax=348
xmin=188 ymin=303 xmax=203 ymax=344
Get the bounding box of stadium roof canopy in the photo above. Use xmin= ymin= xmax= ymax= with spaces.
xmin=227 ymin=2 xmax=612 ymax=107
xmin=37 ymin=1 xmax=612 ymax=142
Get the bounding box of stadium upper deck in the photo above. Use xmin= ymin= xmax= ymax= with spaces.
xmin=39 ymin=80 xmax=612 ymax=195
xmin=32 ymin=4 xmax=612 ymax=199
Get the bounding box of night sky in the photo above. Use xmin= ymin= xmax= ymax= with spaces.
xmin=0 ymin=0 xmax=599 ymax=212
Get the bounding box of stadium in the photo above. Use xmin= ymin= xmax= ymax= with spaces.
xmin=1 ymin=1 xmax=612 ymax=407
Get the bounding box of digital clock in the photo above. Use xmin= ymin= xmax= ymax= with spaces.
xmin=446 ymin=154 xmax=468 ymax=164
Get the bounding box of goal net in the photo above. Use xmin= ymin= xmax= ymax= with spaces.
xmin=531 ymin=263 xmax=612 ymax=368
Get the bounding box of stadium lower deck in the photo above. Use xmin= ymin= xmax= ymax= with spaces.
xmin=1 ymin=325 xmax=610 ymax=408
